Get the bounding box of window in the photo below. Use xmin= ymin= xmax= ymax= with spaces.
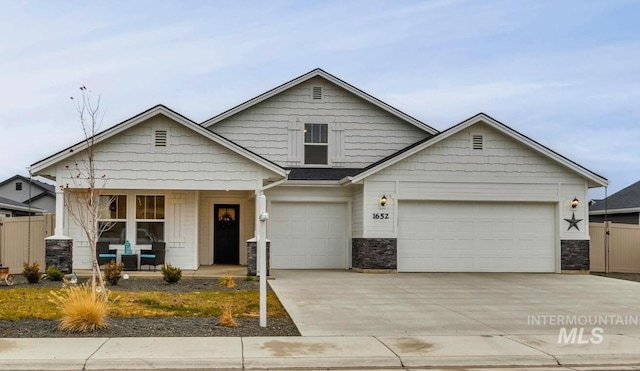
xmin=136 ymin=195 xmax=165 ymax=244
xmin=15 ymin=182 xmax=22 ymax=191
xmin=98 ymin=195 xmax=127 ymax=244
xmin=304 ymin=123 xmax=328 ymax=165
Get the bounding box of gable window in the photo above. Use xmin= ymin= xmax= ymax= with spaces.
xmin=98 ymin=195 xmax=127 ymax=245
xmin=304 ymin=123 xmax=328 ymax=165
xmin=15 ymin=182 xmax=22 ymax=191
xmin=136 ymin=195 xmax=165 ymax=244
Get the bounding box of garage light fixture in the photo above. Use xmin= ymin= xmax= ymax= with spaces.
xmin=380 ymin=195 xmax=388 ymax=207
xmin=571 ymin=197 xmax=579 ymax=209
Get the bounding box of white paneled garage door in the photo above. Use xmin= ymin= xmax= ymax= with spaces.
xmin=270 ymin=202 xmax=348 ymax=269
xmin=398 ymin=201 xmax=556 ymax=272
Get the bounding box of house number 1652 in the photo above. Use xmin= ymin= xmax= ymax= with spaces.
xmin=372 ymin=213 xmax=389 ymax=220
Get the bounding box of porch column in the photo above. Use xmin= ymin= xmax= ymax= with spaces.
xmin=46 ymin=186 xmax=73 ymax=273
xmin=54 ymin=187 xmax=65 ymax=237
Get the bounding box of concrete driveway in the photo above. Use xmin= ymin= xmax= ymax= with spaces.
xmin=269 ymin=270 xmax=640 ymax=336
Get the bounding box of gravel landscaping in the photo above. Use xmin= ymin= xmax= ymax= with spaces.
xmin=592 ymin=272 xmax=640 ymax=283
xmin=0 ymin=276 xmax=300 ymax=338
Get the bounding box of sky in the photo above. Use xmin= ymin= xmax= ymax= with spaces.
xmin=0 ymin=0 xmax=638 ymax=199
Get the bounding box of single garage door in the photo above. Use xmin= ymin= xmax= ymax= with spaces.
xmin=398 ymin=201 xmax=556 ymax=272
xmin=270 ymin=202 xmax=348 ymax=269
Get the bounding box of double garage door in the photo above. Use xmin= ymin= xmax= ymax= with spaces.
xmin=398 ymin=201 xmax=556 ymax=272
xmin=270 ymin=202 xmax=348 ymax=269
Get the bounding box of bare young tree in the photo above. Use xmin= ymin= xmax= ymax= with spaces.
xmin=61 ymin=86 xmax=112 ymax=300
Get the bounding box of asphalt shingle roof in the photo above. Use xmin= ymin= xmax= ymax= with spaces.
xmin=286 ymin=168 xmax=362 ymax=181
xmin=590 ymin=180 xmax=640 ymax=211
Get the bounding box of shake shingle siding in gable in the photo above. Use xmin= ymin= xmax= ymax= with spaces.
xmin=53 ymin=115 xmax=275 ymax=190
xmin=209 ymin=76 xmax=430 ymax=168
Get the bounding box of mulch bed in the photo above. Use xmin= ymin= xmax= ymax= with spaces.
xmin=0 ymin=276 xmax=300 ymax=338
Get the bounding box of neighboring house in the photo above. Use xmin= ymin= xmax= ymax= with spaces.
xmin=0 ymin=195 xmax=46 ymax=217
xmin=31 ymin=68 xmax=607 ymax=272
xmin=0 ymin=175 xmax=56 ymax=214
xmin=589 ymin=180 xmax=640 ymax=225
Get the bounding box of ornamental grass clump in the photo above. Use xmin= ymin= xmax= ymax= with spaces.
xmin=49 ymin=283 xmax=109 ymax=332
xmin=22 ymin=261 xmax=43 ymax=284
xmin=219 ymin=305 xmax=238 ymax=328
xmin=218 ymin=274 xmax=236 ymax=289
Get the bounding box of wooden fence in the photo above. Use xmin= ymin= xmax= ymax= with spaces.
xmin=590 ymin=222 xmax=640 ymax=273
xmin=0 ymin=215 xmax=54 ymax=270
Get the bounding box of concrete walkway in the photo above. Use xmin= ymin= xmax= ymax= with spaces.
xmin=2 ymin=334 xmax=640 ymax=370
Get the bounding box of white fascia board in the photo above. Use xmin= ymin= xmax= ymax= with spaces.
xmin=349 ymin=113 xmax=608 ymax=187
xmin=590 ymin=208 xmax=640 ymax=215
xmin=201 ymin=69 xmax=439 ymax=135
xmin=31 ymin=106 xmax=286 ymax=178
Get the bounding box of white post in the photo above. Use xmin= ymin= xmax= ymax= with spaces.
xmin=54 ymin=187 xmax=65 ymax=237
xmin=258 ymin=193 xmax=268 ymax=327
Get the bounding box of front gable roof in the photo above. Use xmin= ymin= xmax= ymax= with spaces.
xmin=347 ymin=113 xmax=608 ymax=188
xmin=590 ymin=180 xmax=640 ymax=214
xmin=31 ymin=105 xmax=287 ymax=178
xmin=201 ymin=68 xmax=439 ymax=135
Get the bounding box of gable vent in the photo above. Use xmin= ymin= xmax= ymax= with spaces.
xmin=472 ymin=135 xmax=484 ymax=150
xmin=312 ymin=86 xmax=323 ymax=100
xmin=155 ymin=130 xmax=167 ymax=147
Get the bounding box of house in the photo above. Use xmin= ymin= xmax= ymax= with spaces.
xmin=0 ymin=175 xmax=56 ymax=214
xmin=0 ymin=195 xmax=47 ymax=217
xmin=589 ymin=180 xmax=640 ymax=225
xmin=30 ymin=68 xmax=607 ymax=272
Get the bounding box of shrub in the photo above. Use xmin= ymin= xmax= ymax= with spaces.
xmin=22 ymin=261 xmax=43 ymax=284
xmin=161 ymin=263 xmax=182 ymax=284
xmin=219 ymin=305 xmax=238 ymax=328
xmin=244 ymin=275 xmax=257 ymax=282
xmin=218 ymin=274 xmax=236 ymax=288
xmin=49 ymin=283 xmax=109 ymax=332
xmin=104 ymin=261 xmax=124 ymax=286
xmin=46 ymin=265 xmax=65 ymax=282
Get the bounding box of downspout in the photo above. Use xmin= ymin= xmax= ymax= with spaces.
xmin=27 ymin=167 xmax=33 ymax=263
xmin=604 ymin=186 xmax=609 ymax=276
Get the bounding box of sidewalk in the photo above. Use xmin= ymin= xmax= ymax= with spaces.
xmin=2 ymin=334 xmax=640 ymax=370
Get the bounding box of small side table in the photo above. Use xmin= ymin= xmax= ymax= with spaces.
xmin=121 ymin=254 xmax=138 ymax=271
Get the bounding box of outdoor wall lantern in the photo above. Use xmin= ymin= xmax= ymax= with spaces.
xmin=571 ymin=197 xmax=579 ymax=209
xmin=380 ymin=195 xmax=388 ymax=207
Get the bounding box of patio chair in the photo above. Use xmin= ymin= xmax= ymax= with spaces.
xmin=96 ymin=241 xmax=117 ymax=266
xmin=140 ymin=242 xmax=166 ymax=271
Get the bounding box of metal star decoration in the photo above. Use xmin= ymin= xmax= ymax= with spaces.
xmin=564 ymin=212 xmax=583 ymax=231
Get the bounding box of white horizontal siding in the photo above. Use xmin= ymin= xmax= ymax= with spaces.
xmin=210 ymin=76 xmax=429 ymax=167
xmin=55 ymin=115 xmax=272 ymax=190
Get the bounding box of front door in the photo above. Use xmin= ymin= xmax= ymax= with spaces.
xmin=214 ymin=204 xmax=240 ymax=264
